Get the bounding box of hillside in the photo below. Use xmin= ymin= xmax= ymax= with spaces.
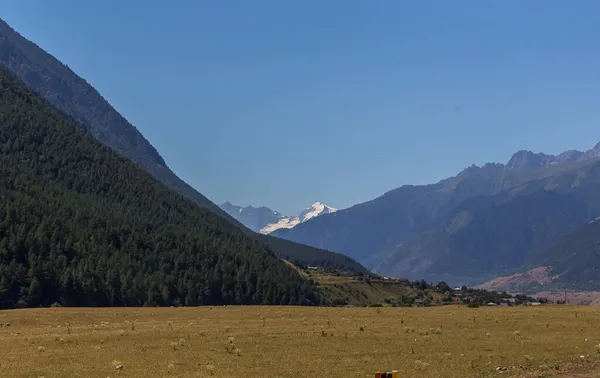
xmin=273 ymin=163 xmax=522 ymax=265
xmin=0 ymin=66 xmax=322 ymax=308
xmin=0 ymin=17 xmax=364 ymax=274
xmin=297 ymin=268 xmax=427 ymax=307
xmin=275 ymin=146 xmax=600 ymax=284
xmin=370 ymin=159 xmax=600 ymax=284
xmin=479 ymin=218 xmax=600 ymax=293
xmin=256 ymin=235 xmax=367 ymax=274
xmin=533 ymin=219 xmax=600 ymax=290
xmin=0 ymin=18 xmax=224 ymax=218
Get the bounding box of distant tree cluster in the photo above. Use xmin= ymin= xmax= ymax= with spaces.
xmin=258 ymin=235 xmax=368 ymax=273
xmin=0 ymin=68 xmax=321 ymax=309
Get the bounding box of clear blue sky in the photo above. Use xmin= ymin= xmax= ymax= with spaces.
xmin=3 ymin=1 xmax=600 ymax=215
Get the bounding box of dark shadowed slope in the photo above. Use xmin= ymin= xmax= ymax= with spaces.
xmin=530 ymin=218 xmax=600 ymax=289
xmin=0 ymin=66 xmax=322 ymax=308
xmin=478 ymin=218 xmax=600 ymax=293
xmin=375 ymin=158 xmax=600 ymax=283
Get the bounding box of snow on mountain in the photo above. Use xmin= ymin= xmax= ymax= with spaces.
xmin=260 ymin=202 xmax=337 ymax=234
xmin=260 ymin=217 xmax=301 ymax=234
xmin=298 ymin=202 xmax=337 ymax=222
xmin=220 ymin=201 xmax=337 ymax=234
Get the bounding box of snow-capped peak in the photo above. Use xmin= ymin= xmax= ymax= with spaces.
xmin=221 ymin=200 xmax=337 ymax=235
xmin=299 ymin=202 xmax=337 ymax=223
xmin=259 ymin=202 xmax=337 ymax=234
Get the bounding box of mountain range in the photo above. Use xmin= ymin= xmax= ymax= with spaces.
xmin=274 ymin=143 xmax=600 ymax=289
xmin=0 ymin=17 xmax=366 ymax=275
xmin=3 ymin=14 xmax=600 ymax=301
xmin=221 ymin=202 xmax=337 ymax=234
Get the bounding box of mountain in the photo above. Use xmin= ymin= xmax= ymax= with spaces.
xmin=261 ymin=202 xmax=337 ymax=234
xmin=298 ymin=202 xmax=338 ymax=223
xmin=0 ymin=17 xmax=367 ymax=274
xmin=368 ymin=165 xmax=600 ymax=284
xmin=479 ymin=217 xmax=600 ymax=293
xmin=0 ymin=65 xmax=321 ymax=308
xmin=221 ymin=201 xmax=337 ymax=234
xmin=274 ymin=144 xmax=600 ymax=285
xmin=220 ymin=202 xmax=284 ymax=233
xmin=0 ymin=18 xmax=222 ymax=219
xmin=504 ymin=149 xmax=583 ymax=170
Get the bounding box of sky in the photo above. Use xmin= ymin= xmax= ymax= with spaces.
xmin=2 ymin=1 xmax=600 ymax=215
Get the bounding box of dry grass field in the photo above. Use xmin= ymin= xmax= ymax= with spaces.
xmin=1 ymin=306 xmax=600 ymax=378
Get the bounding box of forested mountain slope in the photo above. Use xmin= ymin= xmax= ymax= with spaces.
xmin=0 ymin=18 xmax=223 ymax=218
xmin=0 ymin=67 xmax=320 ymax=308
xmin=0 ymin=17 xmax=365 ymax=273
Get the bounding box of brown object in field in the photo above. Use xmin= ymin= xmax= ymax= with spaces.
xmin=375 ymin=372 xmax=382 ymax=378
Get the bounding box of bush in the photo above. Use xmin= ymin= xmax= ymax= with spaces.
xmin=436 ymin=281 xmax=451 ymax=292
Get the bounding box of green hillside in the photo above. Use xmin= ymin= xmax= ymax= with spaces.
xmin=0 ymin=67 xmax=320 ymax=308
xmin=0 ymin=17 xmax=367 ymax=274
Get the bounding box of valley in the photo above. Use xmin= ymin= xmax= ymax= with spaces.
xmin=1 ymin=5 xmax=600 ymax=378
xmin=2 ymin=8 xmax=600 ymax=303
xmin=2 ymin=306 xmax=600 ymax=378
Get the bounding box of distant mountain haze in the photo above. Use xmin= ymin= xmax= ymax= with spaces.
xmin=274 ymin=141 xmax=600 ymax=285
xmin=478 ymin=217 xmax=600 ymax=293
xmin=221 ymin=202 xmax=337 ymax=234
xmin=220 ymin=202 xmax=284 ymax=233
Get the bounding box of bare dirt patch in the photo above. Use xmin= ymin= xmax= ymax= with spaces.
xmin=477 ymin=266 xmax=555 ymax=292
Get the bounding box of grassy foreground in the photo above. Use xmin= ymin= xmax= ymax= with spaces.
xmin=1 ymin=306 xmax=600 ymax=377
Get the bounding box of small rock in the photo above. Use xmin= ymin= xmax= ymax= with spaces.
xmin=115 ymin=365 xmax=123 ymax=370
